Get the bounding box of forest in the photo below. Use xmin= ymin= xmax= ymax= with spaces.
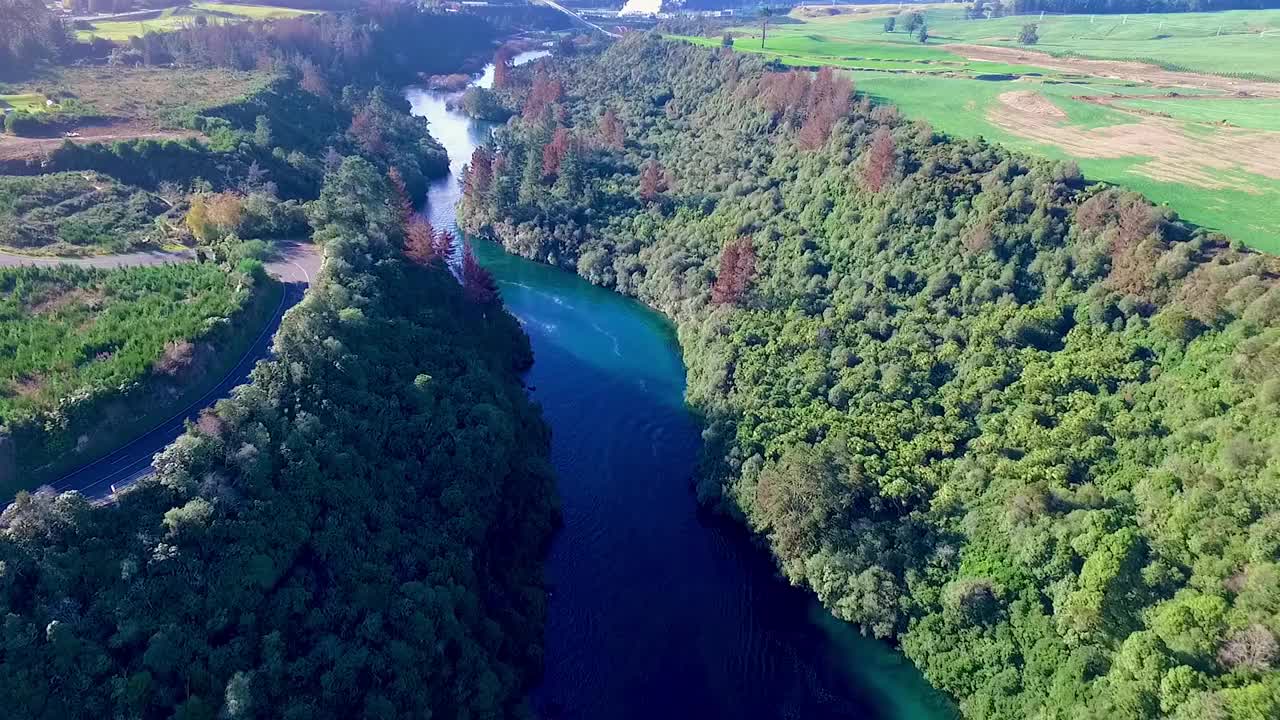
xmin=0 ymin=158 xmax=559 ymax=718
xmin=0 ymin=0 xmax=70 ymax=78
xmin=460 ymin=35 xmax=1280 ymax=719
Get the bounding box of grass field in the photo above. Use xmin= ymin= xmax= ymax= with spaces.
xmin=677 ymin=7 xmax=1280 ymax=253
xmin=0 ymin=94 xmax=51 ymax=113
xmin=78 ymin=2 xmax=315 ymax=41
xmin=10 ymin=66 xmax=269 ymax=127
xmin=781 ymin=7 xmax=1280 ymax=80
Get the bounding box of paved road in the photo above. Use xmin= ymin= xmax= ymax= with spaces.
xmin=531 ymin=0 xmax=620 ymax=37
xmin=0 ymin=247 xmax=193 ymax=268
xmin=4 ymin=241 xmax=321 ymax=500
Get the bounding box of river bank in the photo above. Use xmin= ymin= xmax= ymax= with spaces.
xmin=408 ymin=51 xmax=957 ymax=720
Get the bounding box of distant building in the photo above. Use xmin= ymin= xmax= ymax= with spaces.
xmin=619 ymin=0 xmax=662 ymax=16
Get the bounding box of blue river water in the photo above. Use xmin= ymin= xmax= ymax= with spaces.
xmin=406 ymin=55 xmax=956 ymax=720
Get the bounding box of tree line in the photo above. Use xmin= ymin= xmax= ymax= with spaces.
xmin=459 ymin=35 xmax=1280 ymax=719
xmin=0 ymin=157 xmax=559 ymax=718
xmin=1003 ymin=0 xmax=1280 ymax=14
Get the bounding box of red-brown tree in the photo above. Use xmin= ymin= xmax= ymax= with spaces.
xmin=599 ymin=108 xmax=624 ymax=149
xmin=349 ymin=107 xmax=386 ymax=156
xmin=493 ymin=47 xmax=514 ymax=89
xmin=463 ymin=242 xmax=499 ymax=305
xmin=711 ymin=235 xmax=757 ymax=306
xmin=464 ymin=147 xmax=494 ymax=198
xmin=639 ymin=158 xmax=669 ymax=201
xmin=387 ymin=167 xmax=413 ymax=226
xmin=405 ymin=217 xmax=436 ymax=265
xmin=523 ymin=71 xmax=563 ymax=121
xmin=298 ymin=58 xmax=330 ymax=97
xmin=797 ymin=67 xmax=853 ymax=150
xmin=861 ymin=127 xmax=897 ymax=192
xmin=542 ymin=128 xmax=574 ymax=178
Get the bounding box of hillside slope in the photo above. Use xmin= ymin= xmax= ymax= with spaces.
xmin=0 ymin=159 xmax=558 ymax=719
xmin=461 ymin=35 xmax=1280 ymax=719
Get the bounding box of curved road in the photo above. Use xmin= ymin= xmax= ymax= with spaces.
xmin=2 ymin=241 xmax=321 ymax=500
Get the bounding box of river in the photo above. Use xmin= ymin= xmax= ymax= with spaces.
xmin=406 ymin=53 xmax=956 ymax=720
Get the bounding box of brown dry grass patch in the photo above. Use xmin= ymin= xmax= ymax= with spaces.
xmin=0 ymin=120 xmax=202 ymax=162
xmin=987 ymin=91 xmax=1280 ymax=191
xmin=14 ymin=66 xmax=273 ymax=127
xmin=28 ymin=286 xmax=106 ymax=316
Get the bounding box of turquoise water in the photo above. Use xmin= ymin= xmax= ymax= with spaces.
xmin=407 ymin=58 xmax=957 ymax=720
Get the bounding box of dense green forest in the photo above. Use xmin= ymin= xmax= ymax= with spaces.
xmin=0 ymin=158 xmax=558 ymax=718
xmin=460 ymin=36 xmax=1280 ymax=719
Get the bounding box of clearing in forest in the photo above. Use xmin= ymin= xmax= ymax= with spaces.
xmin=76 ymin=2 xmax=316 ymax=42
xmin=675 ymin=7 xmax=1280 ymax=252
xmin=0 ymin=66 xmax=269 ymax=164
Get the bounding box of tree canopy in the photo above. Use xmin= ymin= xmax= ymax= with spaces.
xmin=0 ymin=158 xmax=558 ymax=719
xmin=460 ymin=35 xmax=1280 ymax=719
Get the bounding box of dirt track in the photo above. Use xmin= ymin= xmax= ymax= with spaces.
xmin=948 ymin=43 xmax=1280 ymax=98
xmin=0 ymin=122 xmax=201 ymax=162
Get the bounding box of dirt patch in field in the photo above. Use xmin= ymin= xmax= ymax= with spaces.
xmin=948 ymin=43 xmax=1280 ymax=98
xmin=8 ymin=375 xmax=47 ymax=399
xmin=0 ymin=121 xmax=202 ymax=162
xmin=998 ymin=90 xmax=1066 ymax=120
xmin=29 ymin=287 xmax=105 ymax=316
xmin=988 ymin=91 xmax=1280 ymax=191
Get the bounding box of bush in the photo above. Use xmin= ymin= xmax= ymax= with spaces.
xmin=3 ymin=111 xmax=45 ymax=136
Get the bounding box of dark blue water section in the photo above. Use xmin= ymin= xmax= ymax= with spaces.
xmin=407 ymin=63 xmax=955 ymax=720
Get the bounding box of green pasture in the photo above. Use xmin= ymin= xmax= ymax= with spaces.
xmin=853 ymin=73 xmax=1280 ymax=252
xmin=191 ymin=1 xmax=313 ymax=19
xmin=78 ymin=2 xmax=314 ymax=41
xmin=675 ymin=8 xmax=1280 ymax=252
xmin=1110 ymin=96 xmax=1280 ymax=131
xmin=0 ymin=94 xmax=51 ymax=113
xmin=787 ymin=7 xmax=1280 ymax=80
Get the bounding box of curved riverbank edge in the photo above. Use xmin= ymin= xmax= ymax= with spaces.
xmin=412 ymin=47 xmax=961 ymax=719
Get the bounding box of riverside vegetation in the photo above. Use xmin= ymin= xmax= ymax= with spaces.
xmin=1 ymin=4 xmax=497 ymax=488
xmin=0 ymin=2 xmax=493 ymax=253
xmin=1 ymin=7 xmax=561 ymax=716
xmin=460 ymin=35 xmax=1280 ymax=719
xmin=0 ymin=157 xmax=559 ymax=719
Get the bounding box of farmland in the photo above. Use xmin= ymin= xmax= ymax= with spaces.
xmin=678 ymin=7 xmax=1280 ymax=251
xmin=0 ymin=65 xmax=271 ymax=167
xmin=0 ymin=260 xmax=283 ymax=491
xmin=76 ymin=2 xmax=316 ymax=42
